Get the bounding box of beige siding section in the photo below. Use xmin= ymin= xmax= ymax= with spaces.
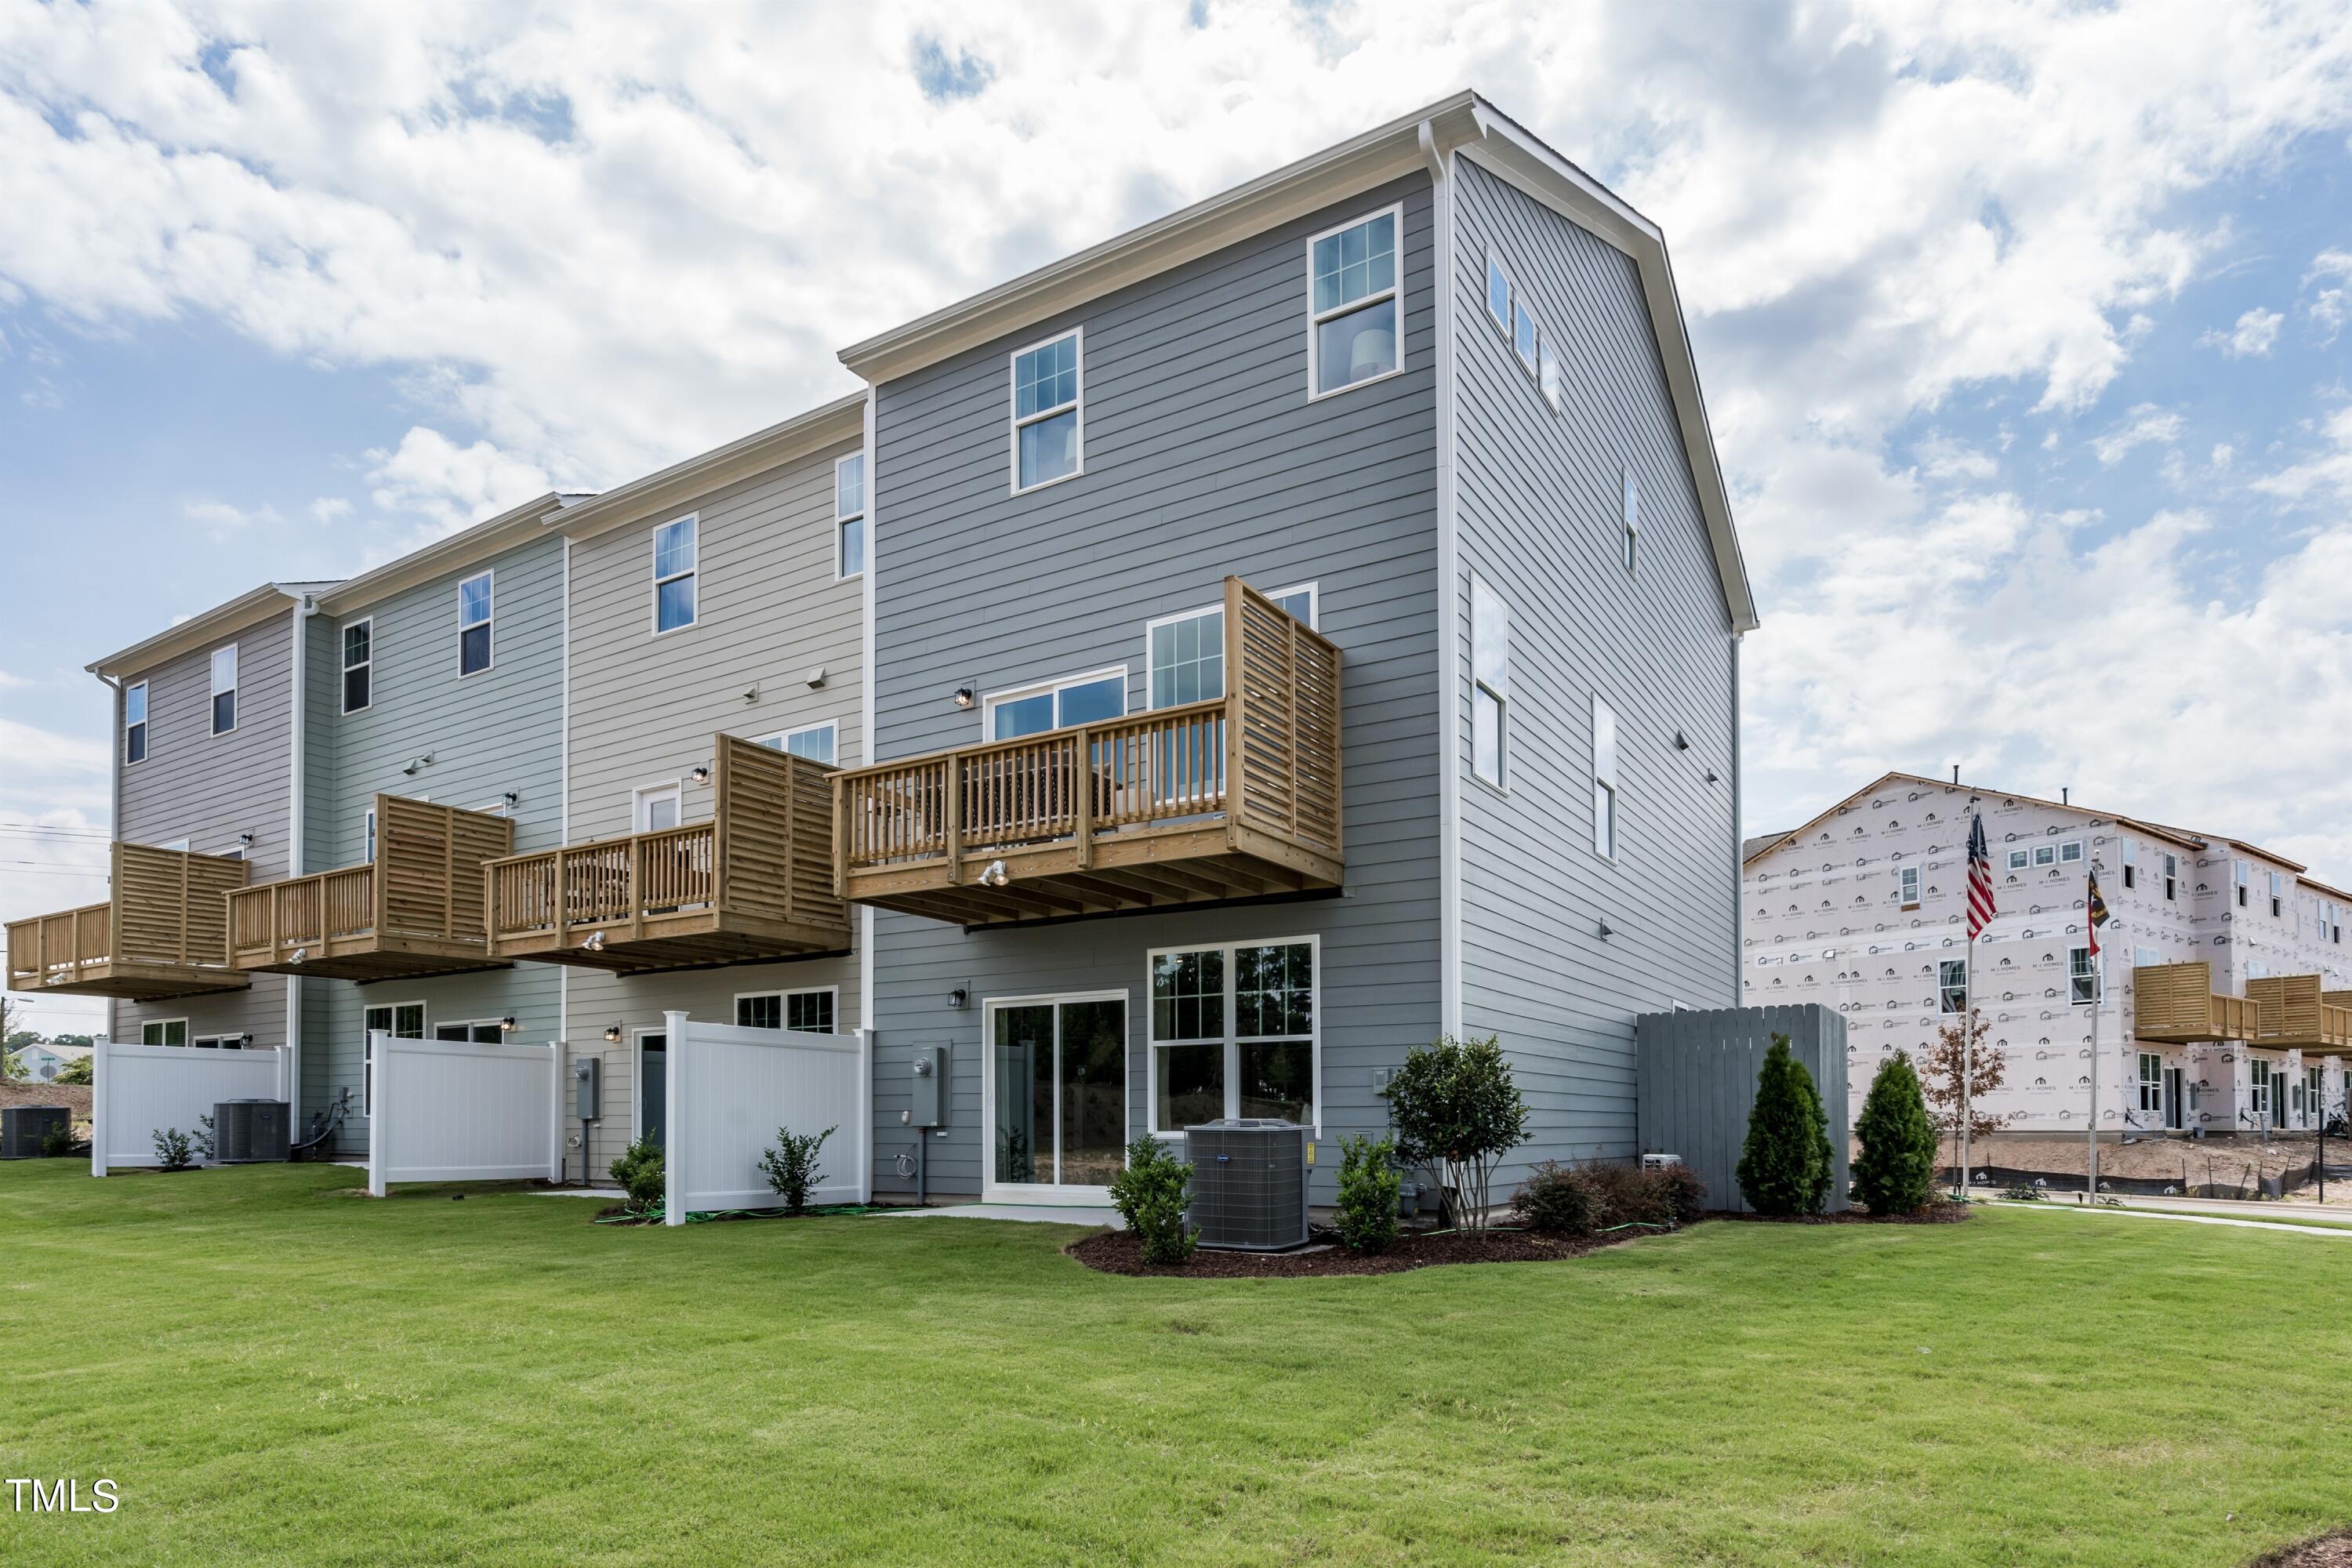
xmin=114 ymin=603 xmax=296 ymax=1053
xmin=561 ymin=434 xmax=866 ymax=1180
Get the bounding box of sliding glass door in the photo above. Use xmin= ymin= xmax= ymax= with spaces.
xmin=985 ymin=994 xmax=1127 ymax=1202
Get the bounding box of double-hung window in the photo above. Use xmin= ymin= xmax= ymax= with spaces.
xmin=1149 ymin=938 xmax=1317 ymax=1132
xmin=1146 ymin=585 xmax=1312 ymax=711
xmin=2268 ymin=871 xmax=2285 ymax=918
xmin=341 ymin=619 xmax=372 ymax=713
xmin=458 ymin=572 xmax=493 ymax=676
xmin=985 ymin=668 xmax=1123 ymax=739
xmin=2235 ymin=860 xmax=2250 ymax=907
xmin=1308 ymin=206 xmax=1401 ymax=396
xmin=209 ymin=644 xmax=238 ymax=735
xmin=653 ymin=517 xmax=697 ymax=633
xmin=2163 ymin=852 xmax=2178 ymax=900
xmin=836 ymin=453 xmax=866 ymax=577
xmin=1471 ymin=576 xmax=1508 ymax=789
xmin=124 ymin=681 xmax=148 ymax=765
xmin=1621 ymin=470 xmax=1639 ymax=575
xmin=2120 ymin=837 xmax=2136 ymax=889
xmin=361 ymin=1002 xmax=425 ymax=1116
xmin=1938 ymin=959 xmax=1967 ymax=1014
xmin=1899 ymin=866 xmax=1922 ymax=908
xmin=1592 ymin=697 xmax=1621 ymax=859
xmin=2249 ymin=1058 xmax=2272 ymax=1123
xmin=1010 ymin=330 xmax=1081 ymax=492
xmin=757 ymin=720 xmax=838 ymax=766
xmin=2068 ymin=946 xmax=2099 ymax=1004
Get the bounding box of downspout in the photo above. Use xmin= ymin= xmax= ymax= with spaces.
xmin=1422 ymin=118 xmax=1464 ymax=1042
xmin=1731 ymin=630 xmax=1744 ymax=1004
xmin=287 ymin=591 xmax=317 ymax=1117
xmin=559 ymin=533 xmax=572 ymax=1177
xmin=858 ymin=388 xmax=878 ymax=1204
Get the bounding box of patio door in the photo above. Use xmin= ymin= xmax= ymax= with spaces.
xmin=984 ymin=995 xmax=1127 ymax=1203
xmin=2164 ymin=1068 xmax=2184 ymax=1131
xmin=638 ymin=1033 xmax=666 ymax=1152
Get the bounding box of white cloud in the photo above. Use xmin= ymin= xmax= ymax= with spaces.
xmin=2211 ymin=442 xmax=2235 ymax=469
xmin=181 ymin=498 xmax=281 ymax=533
xmin=2252 ymin=405 xmax=2352 ymax=505
xmin=2090 ymin=403 xmax=2185 ymax=466
xmin=2308 ymin=248 xmax=2352 ymax=342
xmin=310 ymin=495 xmax=354 ymax=523
xmin=2198 ymin=305 xmax=2284 ymax=356
xmin=1912 ymin=431 xmax=1998 ymax=481
xmin=361 ymin=426 xmax=552 ymax=545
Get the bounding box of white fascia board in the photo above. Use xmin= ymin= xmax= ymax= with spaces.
xmin=546 ymin=394 xmax=867 ymax=547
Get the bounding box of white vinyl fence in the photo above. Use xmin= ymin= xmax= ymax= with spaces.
xmin=661 ymin=1010 xmax=862 ymax=1225
xmin=366 ymin=1032 xmax=560 ymax=1196
xmin=91 ymin=1038 xmax=293 ymax=1176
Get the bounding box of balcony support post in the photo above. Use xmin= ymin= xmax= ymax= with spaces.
xmin=944 ymin=760 xmax=964 ymax=885
xmin=1073 ymin=730 xmax=1094 ymax=872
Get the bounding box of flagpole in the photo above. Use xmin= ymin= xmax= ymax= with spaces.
xmin=1961 ymin=929 xmax=1973 ymax=1198
xmin=2087 ymin=940 xmax=2101 ymax=1202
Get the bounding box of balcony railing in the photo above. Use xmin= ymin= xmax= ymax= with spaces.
xmin=2132 ymin=962 xmax=2256 ymax=1044
xmin=2247 ymin=974 xmax=2352 ymax=1052
xmin=3 ymin=844 xmax=251 ymax=1000
xmin=226 ymin=796 xmax=513 ymax=980
xmin=835 ymin=578 xmax=1341 ymax=926
xmin=485 ymin=736 xmax=848 ymax=972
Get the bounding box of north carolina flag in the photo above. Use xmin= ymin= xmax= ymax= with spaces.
xmin=2086 ymin=866 xmax=2111 ymax=955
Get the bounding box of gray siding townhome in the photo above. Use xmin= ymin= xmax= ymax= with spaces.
xmin=834 ymin=91 xmax=1758 ymax=1207
xmin=494 ymin=398 xmax=868 ymax=1184
xmin=264 ymin=495 xmax=579 ymax=1154
xmin=17 ymin=585 xmax=338 ymax=1064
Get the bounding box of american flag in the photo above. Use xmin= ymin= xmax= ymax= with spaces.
xmin=1966 ymin=813 xmax=1996 ymax=939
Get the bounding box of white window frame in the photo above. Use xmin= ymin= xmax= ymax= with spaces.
xmin=1007 ymin=326 xmax=1083 ymax=495
xmin=1938 ymin=959 xmax=1967 ymax=1014
xmin=1538 ymin=335 xmax=1563 ymax=411
xmin=650 ymin=515 xmax=698 ymax=637
xmin=458 ymin=569 xmax=495 ymax=677
xmin=1145 ymin=935 xmax=1320 ymax=1138
xmin=1621 ymin=468 xmax=1639 ymax=575
xmin=432 ymin=1019 xmax=506 ymax=1044
xmin=835 ymin=452 xmax=866 ymax=579
xmin=2006 ymin=848 xmax=2029 ymax=871
xmin=362 ymin=1000 xmax=426 ymax=1117
xmin=1142 ymin=583 xmax=1316 ymax=713
xmin=757 ymin=719 xmax=840 ymax=766
xmin=1512 ymin=296 xmax=1540 ymax=376
xmin=1471 ymin=575 xmax=1509 ymax=793
xmin=2249 ymin=1057 xmax=2272 ymax=1122
xmin=632 ymin=781 xmax=684 ymax=834
xmin=209 ymin=642 xmax=238 ymax=735
xmin=1899 ymin=866 xmax=1922 ymax=909
xmin=1485 ymin=250 xmax=1511 ymax=334
xmin=981 ymin=665 xmax=1127 ymax=739
xmin=2138 ymin=1051 xmax=2164 ymax=1114
xmin=1592 ymin=695 xmax=1621 ymax=861
xmin=2163 ymin=851 xmax=2178 ymax=901
xmin=141 ymin=1018 xmax=191 ymax=1047
xmin=733 ymin=987 xmax=837 ymax=1033
xmin=363 ymin=806 xmax=376 ymax=865
xmin=1305 ymin=202 xmax=1405 ymax=402
xmin=2060 ymin=840 xmax=2085 ymax=864
xmin=339 ymin=617 xmax=373 ymax=715
xmin=2067 ymin=945 xmax=2100 ymax=1004
xmin=192 ymin=1033 xmax=242 ymax=1050
xmin=2034 ymin=844 xmax=2056 ymax=868
xmin=978 ymin=987 xmax=1131 ymax=1204
xmin=124 ymin=679 xmax=149 ymax=767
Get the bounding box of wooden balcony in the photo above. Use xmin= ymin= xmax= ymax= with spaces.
xmin=836 ymin=579 xmax=1342 ymax=927
xmin=227 ymin=797 xmax=513 ymax=980
xmin=4 ymin=844 xmax=252 ymax=1001
xmin=2247 ymin=975 xmax=2352 ymax=1054
xmin=2132 ymin=962 xmax=2257 ymax=1044
xmin=484 ymin=736 xmax=848 ymax=973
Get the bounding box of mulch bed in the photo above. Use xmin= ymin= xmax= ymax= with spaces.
xmin=2251 ymin=1531 xmax=2352 ymax=1567
xmin=1712 ymin=1202 xmax=1973 ymax=1226
xmin=1069 ymin=1221 xmax=1676 ymax=1278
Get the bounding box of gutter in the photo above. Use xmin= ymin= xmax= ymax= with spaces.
xmin=287 ymin=591 xmax=318 ymax=1118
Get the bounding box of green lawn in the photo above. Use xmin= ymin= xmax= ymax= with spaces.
xmin=5 ymin=1163 xmax=2349 ymax=1566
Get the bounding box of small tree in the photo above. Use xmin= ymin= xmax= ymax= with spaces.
xmin=1387 ymin=1035 xmax=1530 ymax=1232
xmin=1736 ymin=1034 xmax=1832 ymax=1216
xmin=757 ymin=1125 xmax=837 ymax=1215
xmin=54 ymin=1054 xmax=94 ymax=1086
xmin=1850 ymin=1051 xmax=1937 ymax=1214
xmin=1 ymin=1049 xmax=25 ymax=1083
xmin=1106 ymin=1135 xmax=1196 ymax=1265
xmin=1921 ymin=1007 xmax=2013 ymax=1187
xmin=1333 ymin=1134 xmax=1402 ymax=1254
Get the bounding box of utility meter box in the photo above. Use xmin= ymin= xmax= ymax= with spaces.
xmin=909 ymin=1044 xmax=947 ymax=1128
xmin=574 ymin=1056 xmax=601 ymax=1121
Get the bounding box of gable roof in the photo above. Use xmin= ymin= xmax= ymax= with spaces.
xmin=837 ymin=89 xmax=1755 ymax=633
xmin=315 ymin=492 xmax=586 ymax=617
xmin=1741 ymin=770 xmax=2209 ymax=869
xmin=543 ymin=394 xmax=866 ymax=546
xmin=88 ymin=582 xmax=331 ymax=680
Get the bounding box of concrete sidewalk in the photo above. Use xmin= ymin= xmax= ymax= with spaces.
xmin=1982 ymin=1192 xmax=2352 ymax=1238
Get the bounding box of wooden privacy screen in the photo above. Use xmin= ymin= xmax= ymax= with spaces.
xmin=2132 ymin=963 xmax=2256 ymax=1043
xmin=4 ymin=843 xmax=249 ymax=997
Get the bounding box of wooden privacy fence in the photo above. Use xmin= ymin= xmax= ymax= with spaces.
xmin=5 ymin=844 xmax=249 ymax=998
xmin=660 ymin=1010 xmax=863 ymax=1224
xmin=227 ymin=796 xmax=514 ymax=978
xmin=834 ymin=579 xmax=1341 ymax=924
xmin=90 ymin=1038 xmax=292 ymax=1175
xmin=484 ymin=738 xmax=846 ymax=967
xmin=365 ymin=1033 xmax=561 ymax=1196
xmin=1635 ymin=1004 xmax=1849 ymax=1214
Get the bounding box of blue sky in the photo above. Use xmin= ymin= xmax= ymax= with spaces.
xmin=4 ymin=2 xmax=2351 ymax=1034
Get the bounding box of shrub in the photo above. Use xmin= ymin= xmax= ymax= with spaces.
xmin=1107 ymin=1135 xmax=1196 ymax=1265
xmin=1387 ymin=1034 xmax=1530 ymax=1232
xmin=757 ymin=1124 xmax=837 ymax=1215
xmin=151 ymin=1127 xmax=197 ymax=1172
xmin=1737 ymin=1034 xmax=1834 ymax=1217
xmin=1334 ymin=1135 xmax=1402 ymax=1254
xmin=1851 ymin=1050 xmax=1938 ymax=1215
xmin=608 ymin=1135 xmax=666 ymax=1213
xmin=39 ymin=1123 xmax=79 ymax=1159
xmin=191 ymin=1113 xmax=217 ymax=1163
xmin=1509 ymin=1161 xmax=1599 ymax=1235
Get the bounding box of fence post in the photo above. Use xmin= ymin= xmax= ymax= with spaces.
xmin=367 ymin=1029 xmax=389 ymax=1198
xmin=663 ymin=1010 xmax=689 ymax=1226
xmin=546 ymin=1041 xmax=564 ymax=1184
xmin=90 ymin=1036 xmax=111 ymax=1178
